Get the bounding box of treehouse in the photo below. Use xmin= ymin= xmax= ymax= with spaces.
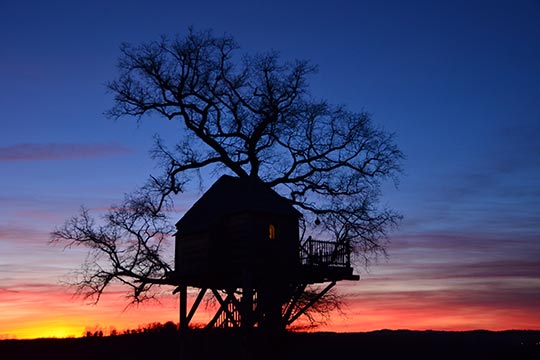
xmin=174 ymin=174 xmax=301 ymax=289
xmin=173 ymin=175 xmax=359 ymax=330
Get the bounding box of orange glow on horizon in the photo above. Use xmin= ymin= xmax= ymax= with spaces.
xmin=0 ymin=286 xmax=181 ymax=340
xmin=2 ymin=282 xmax=539 ymax=339
xmin=3 ymin=297 xmax=539 ymax=339
xmin=5 ymin=322 xmax=82 ymax=340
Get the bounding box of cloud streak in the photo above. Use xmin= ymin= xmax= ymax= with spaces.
xmin=0 ymin=143 xmax=133 ymax=161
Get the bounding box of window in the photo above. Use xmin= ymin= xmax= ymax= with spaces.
xmin=268 ymin=224 xmax=276 ymax=240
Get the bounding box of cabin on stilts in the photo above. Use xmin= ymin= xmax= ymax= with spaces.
xmin=172 ymin=175 xmax=359 ymax=331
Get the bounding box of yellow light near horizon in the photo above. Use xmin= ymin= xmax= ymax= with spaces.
xmin=7 ymin=324 xmax=82 ymax=340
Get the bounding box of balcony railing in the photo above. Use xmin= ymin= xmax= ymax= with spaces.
xmin=300 ymin=237 xmax=352 ymax=268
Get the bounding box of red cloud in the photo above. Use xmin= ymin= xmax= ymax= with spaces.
xmin=0 ymin=143 xmax=133 ymax=161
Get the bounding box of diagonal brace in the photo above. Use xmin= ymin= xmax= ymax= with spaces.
xmin=286 ymin=281 xmax=336 ymax=325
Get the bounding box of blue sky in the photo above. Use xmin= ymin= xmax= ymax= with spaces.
xmin=1 ymin=0 xmax=539 ymax=337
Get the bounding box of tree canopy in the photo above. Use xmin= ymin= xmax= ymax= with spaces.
xmin=51 ymin=28 xmax=403 ymax=318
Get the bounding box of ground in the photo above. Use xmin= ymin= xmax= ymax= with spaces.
xmin=1 ymin=329 xmax=539 ymax=360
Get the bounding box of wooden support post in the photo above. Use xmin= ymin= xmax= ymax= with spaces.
xmin=241 ymin=269 xmax=253 ymax=329
xmin=178 ymin=285 xmax=188 ymax=331
xmin=241 ymin=286 xmax=253 ymax=329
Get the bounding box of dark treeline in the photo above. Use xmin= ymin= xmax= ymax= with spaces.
xmin=84 ymin=320 xmax=180 ymax=337
xmin=1 ymin=329 xmax=539 ymax=360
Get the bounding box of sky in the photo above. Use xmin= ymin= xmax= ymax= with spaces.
xmin=1 ymin=0 xmax=539 ymax=339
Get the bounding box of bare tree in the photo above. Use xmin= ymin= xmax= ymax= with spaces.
xmin=51 ymin=28 xmax=403 ymax=325
xmin=51 ymin=186 xmax=175 ymax=304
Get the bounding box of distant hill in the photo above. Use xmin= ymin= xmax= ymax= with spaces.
xmin=1 ymin=329 xmax=539 ymax=360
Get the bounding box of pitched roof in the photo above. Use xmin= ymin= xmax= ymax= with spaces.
xmin=175 ymin=175 xmax=301 ymax=236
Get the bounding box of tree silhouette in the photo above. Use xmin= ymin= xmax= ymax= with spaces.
xmin=51 ymin=28 xmax=403 ymax=327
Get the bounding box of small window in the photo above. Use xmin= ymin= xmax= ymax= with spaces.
xmin=268 ymin=224 xmax=276 ymax=240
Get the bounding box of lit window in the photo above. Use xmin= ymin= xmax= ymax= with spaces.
xmin=269 ymin=224 xmax=276 ymax=240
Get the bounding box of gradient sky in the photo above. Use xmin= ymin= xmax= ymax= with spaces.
xmin=1 ymin=0 xmax=539 ymax=339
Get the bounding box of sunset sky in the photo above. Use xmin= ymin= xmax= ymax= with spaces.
xmin=1 ymin=0 xmax=539 ymax=339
